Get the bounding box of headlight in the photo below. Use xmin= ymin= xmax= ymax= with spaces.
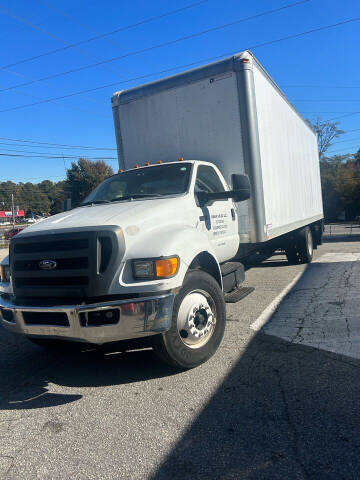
xmin=0 ymin=264 xmax=10 ymax=283
xmin=132 ymin=256 xmax=179 ymax=280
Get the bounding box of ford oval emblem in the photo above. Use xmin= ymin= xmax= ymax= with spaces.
xmin=39 ymin=260 xmax=57 ymax=270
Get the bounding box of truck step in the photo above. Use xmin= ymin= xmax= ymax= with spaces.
xmin=225 ymin=286 xmax=254 ymax=304
xmin=220 ymin=262 xmax=245 ymax=293
xmin=220 ymin=261 xmax=243 ymax=276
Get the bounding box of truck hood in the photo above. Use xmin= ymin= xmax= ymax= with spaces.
xmin=18 ymin=196 xmax=189 ymax=236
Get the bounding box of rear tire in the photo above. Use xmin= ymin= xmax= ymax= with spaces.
xmin=285 ymin=245 xmax=299 ymax=265
xmin=152 ymin=270 xmax=226 ymax=369
xmin=285 ymin=226 xmax=314 ymax=265
xmin=297 ymin=226 xmax=313 ymax=263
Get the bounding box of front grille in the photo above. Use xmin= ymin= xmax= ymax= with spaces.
xmin=15 ymin=276 xmax=89 ymax=288
xmin=11 ymin=227 xmax=124 ymax=298
xmin=23 ymin=311 xmax=69 ymax=327
xmin=14 ymin=257 xmax=88 ymax=271
xmin=14 ymin=238 xmax=88 ymax=254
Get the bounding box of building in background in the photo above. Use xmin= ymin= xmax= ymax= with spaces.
xmin=0 ymin=209 xmax=25 ymax=225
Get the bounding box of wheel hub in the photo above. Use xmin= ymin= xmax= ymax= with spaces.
xmin=177 ymin=291 xmax=216 ymax=348
xmin=307 ymin=230 xmax=313 ymax=256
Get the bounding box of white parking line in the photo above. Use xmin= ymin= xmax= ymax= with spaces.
xmin=250 ymin=271 xmax=304 ymax=332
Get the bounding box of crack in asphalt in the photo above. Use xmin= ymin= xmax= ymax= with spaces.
xmin=273 ymin=368 xmax=311 ymax=480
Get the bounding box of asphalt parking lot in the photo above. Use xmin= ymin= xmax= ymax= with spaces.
xmin=1 ymin=238 xmax=360 ymax=479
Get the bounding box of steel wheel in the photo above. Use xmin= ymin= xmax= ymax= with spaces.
xmin=307 ymin=228 xmax=313 ymax=257
xmin=152 ymin=270 xmax=226 ymax=369
xmin=177 ymin=289 xmax=216 ymax=349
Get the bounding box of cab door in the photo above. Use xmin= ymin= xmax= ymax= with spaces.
xmin=194 ymin=164 xmax=239 ymax=263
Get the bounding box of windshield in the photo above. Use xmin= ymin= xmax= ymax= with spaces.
xmin=81 ymin=162 xmax=192 ymax=205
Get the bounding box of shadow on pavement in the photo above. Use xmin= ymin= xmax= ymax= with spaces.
xmin=323 ymin=236 xmax=360 ymax=243
xmin=250 ymin=259 xmax=290 ymax=268
xmin=151 ymin=334 xmax=360 ymax=480
xmin=151 ymin=254 xmax=360 ymax=479
xmin=0 ymin=332 xmax=178 ymax=410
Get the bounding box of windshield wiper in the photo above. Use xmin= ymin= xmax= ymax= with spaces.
xmin=110 ymin=194 xmax=162 ymax=202
xmin=81 ymin=200 xmax=111 ymax=206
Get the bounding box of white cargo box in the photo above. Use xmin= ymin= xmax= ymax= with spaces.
xmin=112 ymin=51 xmax=323 ymax=244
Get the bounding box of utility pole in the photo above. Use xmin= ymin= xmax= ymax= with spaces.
xmin=11 ymin=193 xmax=15 ymax=228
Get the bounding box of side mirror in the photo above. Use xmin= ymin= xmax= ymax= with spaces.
xmin=231 ymin=174 xmax=251 ymax=202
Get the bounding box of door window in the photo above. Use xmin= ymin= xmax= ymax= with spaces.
xmin=194 ymin=165 xmax=225 ymax=195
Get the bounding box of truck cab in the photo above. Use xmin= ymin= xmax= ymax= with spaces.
xmin=0 ymin=160 xmax=250 ymax=368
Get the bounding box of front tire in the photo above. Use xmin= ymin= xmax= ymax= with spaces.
xmin=152 ymin=270 xmax=226 ymax=369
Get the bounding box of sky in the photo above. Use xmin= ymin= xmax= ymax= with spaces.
xmin=0 ymin=0 xmax=359 ymax=184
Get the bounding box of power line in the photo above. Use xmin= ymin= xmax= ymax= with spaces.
xmin=0 ymin=4 xmax=131 ymax=79
xmin=1 ymin=175 xmax=65 ymax=182
xmin=328 ymin=112 xmax=360 ymax=121
xmin=326 ymin=145 xmax=359 ymax=154
xmin=0 ymin=0 xmax=310 ymax=93
xmin=0 ymin=0 xmax=210 ymax=70
xmin=0 ymin=146 xmax=118 ymax=159
xmin=0 ymin=152 xmax=117 ymax=160
xmin=0 ymin=4 xmax=60 ymax=41
xmin=1 ymin=15 xmax=359 ymax=114
xmin=0 ymin=136 xmax=116 ymax=150
xmin=0 ymin=141 xmax=110 ymax=151
xmin=35 ymin=0 xmax=207 ymax=55
xmin=330 ymin=137 xmax=360 ymax=146
xmin=0 ymin=82 xmax=108 ymax=117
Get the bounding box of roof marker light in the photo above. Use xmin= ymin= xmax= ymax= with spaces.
xmin=157 ymin=160 xmax=162 ymax=164
xmin=145 ymin=162 xmax=150 ymax=166
xmin=178 ymin=157 xmax=184 ymax=161
xmin=118 ymin=169 xmax=123 ymax=173
xmin=133 ymin=164 xmax=139 ymax=169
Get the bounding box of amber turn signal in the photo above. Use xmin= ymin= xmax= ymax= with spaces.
xmin=155 ymin=257 xmax=179 ymax=278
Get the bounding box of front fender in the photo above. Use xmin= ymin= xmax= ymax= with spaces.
xmin=111 ymin=225 xmax=221 ymax=294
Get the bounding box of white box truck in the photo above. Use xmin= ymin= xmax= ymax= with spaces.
xmin=0 ymin=51 xmax=323 ymax=368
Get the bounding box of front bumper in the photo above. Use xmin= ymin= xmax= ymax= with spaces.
xmin=0 ymin=293 xmax=174 ymax=344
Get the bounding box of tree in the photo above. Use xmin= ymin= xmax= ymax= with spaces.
xmin=65 ymin=158 xmax=114 ymax=206
xmin=354 ymin=148 xmax=360 ymax=166
xmin=38 ymin=179 xmax=66 ymax=215
xmin=320 ymin=154 xmax=360 ymax=220
xmin=0 ymin=158 xmax=114 ymax=218
xmin=306 ymin=119 xmax=344 ymax=158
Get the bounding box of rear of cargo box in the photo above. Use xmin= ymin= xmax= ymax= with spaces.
xmin=111 ymin=55 xmax=253 ymax=242
xmin=111 ymin=51 xmax=323 ymax=245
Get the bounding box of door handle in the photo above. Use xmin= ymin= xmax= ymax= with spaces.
xmin=231 ymin=208 xmax=236 ymax=221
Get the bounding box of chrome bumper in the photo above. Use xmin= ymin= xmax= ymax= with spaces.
xmin=0 ymin=293 xmax=174 ymax=344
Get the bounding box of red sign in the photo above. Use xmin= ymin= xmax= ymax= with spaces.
xmin=0 ymin=210 xmax=25 ymax=218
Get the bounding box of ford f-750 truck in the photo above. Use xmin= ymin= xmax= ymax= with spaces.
xmin=0 ymin=51 xmax=323 ymax=368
